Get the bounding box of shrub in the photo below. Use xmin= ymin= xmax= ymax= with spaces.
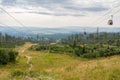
xmin=75 ymin=45 xmax=120 ymax=58
xmin=74 ymin=47 xmax=84 ymax=56
xmin=11 ymin=70 xmax=24 ymax=77
xmin=0 ymin=49 xmax=18 ymax=65
xmin=0 ymin=49 xmax=9 ymax=65
xmin=30 ymin=44 xmax=120 ymax=59
xmin=8 ymin=51 xmax=18 ymax=62
xmin=82 ymin=52 xmax=100 ymax=59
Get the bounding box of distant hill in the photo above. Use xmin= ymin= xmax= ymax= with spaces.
xmin=0 ymin=26 xmax=120 ymax=37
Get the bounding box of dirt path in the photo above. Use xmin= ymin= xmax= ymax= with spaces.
xmin=18 ymin=43 xmax=39 ymax=80
xmin=18 ymin=43 xmax=34 ymax=71
xmin=25 ymin=56 xmax=33 ymax=71
xmin=17 ymin=43 xmax=37 ymax=80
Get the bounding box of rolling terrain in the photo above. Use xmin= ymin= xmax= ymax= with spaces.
xmin=0 ymin=43 xmax=120 ymax=80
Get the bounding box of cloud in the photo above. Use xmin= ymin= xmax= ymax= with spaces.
xmin=0 ymin=0 xmax=120 ymax=28
xmin=64 ymin=6 xmax=108 ymax=12
xmin=0 ymin=0 xmax=112 ymax=17
xmin=1 ymin=0 xmax=16 ymax=6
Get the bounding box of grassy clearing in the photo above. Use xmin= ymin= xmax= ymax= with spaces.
xmin=29 ymin=53 xmax=120 ymax=80
xmin=0 ymin=43 xmax=120 ymax=80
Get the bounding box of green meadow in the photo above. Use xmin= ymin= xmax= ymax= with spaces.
xmin=0 ymin=43 xmax=120 ymax=80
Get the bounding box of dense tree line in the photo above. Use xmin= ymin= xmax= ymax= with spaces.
xmin=30 ymin=32 xmax=120 ymax=59
xmin=0 ymin=33 xmax=28 ymax=48
xmin=60 ymin=32 xmax=120 ymax=58
xmin=61 ymin=32 xmax=120 ymax=46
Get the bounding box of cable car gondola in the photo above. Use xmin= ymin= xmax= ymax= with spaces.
xmin=84 ymin=31 xmax=87 ymax=35
xmin=108 ymin=15 xmax=113 ymax=25
xmin=83 ymin=29 xmax=87 ymax=35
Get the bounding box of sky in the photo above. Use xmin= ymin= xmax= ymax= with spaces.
xmin=0 ymin=0 xmax=120 ymax=28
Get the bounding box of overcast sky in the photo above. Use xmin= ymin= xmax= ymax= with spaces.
xmin=0 ymin=0 xmax=120 ymax=28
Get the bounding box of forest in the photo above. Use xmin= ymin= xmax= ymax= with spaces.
xmin=30 ymin=32 xmax=120 ymax=58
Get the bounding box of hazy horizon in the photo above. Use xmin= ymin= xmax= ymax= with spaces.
xmin=0 ymin=0 xmax=120 ymax=28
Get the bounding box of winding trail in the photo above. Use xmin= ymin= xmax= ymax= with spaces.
xmin=25 ymin=56 xmax=33 ymax=71
xmin=19 ymin=43 xmax=39 ymax=80
xmin=18 ymin=43 xmax=34 ymax=71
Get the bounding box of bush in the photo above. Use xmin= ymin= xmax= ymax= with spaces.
xmin=11 ymin=70 xmax=24 ymax=77
xmin=0 ymin=49 xmax=18 ymax=65
xmin=82 ymin=52 xmax=100 ymax=59
xmin=8 ymin=51 xmax=18 ymax=62
xmin=74 ymin=47 xmax=83 ymax=56
xmin=0 ymin=49 xmax=9 ymax=64
xmin=30 ymin=44 xmax=120 ymax=59
xmin=74 ymin=45 xmax=120 ymax=58
xmin=35 ymin=45 xmax=49 ymax=51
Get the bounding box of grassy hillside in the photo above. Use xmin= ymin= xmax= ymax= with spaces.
xmin=0 ymin=43 xmax=120 ymax=80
